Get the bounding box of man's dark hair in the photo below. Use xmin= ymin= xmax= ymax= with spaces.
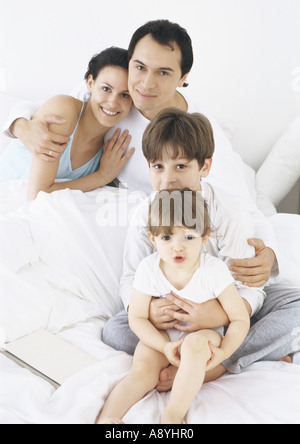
xmin=128 ymin=20 xmax=193 ymax=87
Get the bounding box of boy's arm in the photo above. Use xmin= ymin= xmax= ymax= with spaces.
xmin=216 ymin=189 xmax=279 ymax=285
xmin=119 ymin=199 xmax=154 ymax=311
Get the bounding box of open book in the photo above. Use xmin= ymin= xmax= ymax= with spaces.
xmin=1 ymin=329 xmax=99 ymax=389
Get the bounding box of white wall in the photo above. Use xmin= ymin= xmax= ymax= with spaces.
xmin=0 ymin=0 xmax=300 ymax=170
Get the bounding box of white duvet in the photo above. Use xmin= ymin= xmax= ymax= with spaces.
xmin=0 ymin=181 xmax=300 ymax=424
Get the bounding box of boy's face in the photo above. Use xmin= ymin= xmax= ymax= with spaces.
xmin=128 ymin=34 xmax=189 ymax=120
xmin=148 ymin=155 xmax=212 ymax=192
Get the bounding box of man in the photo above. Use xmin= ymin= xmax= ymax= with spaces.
xmin=4 ymin=20 xmax=276 ymax=280
xmin=3 ymin=21 xmax=300 ymax=386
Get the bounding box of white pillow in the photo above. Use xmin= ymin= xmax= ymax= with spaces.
xmin=269 ymin=213 xmax=300 ymax=288
xmin=256 ymin=115 xmax=300 ymax=206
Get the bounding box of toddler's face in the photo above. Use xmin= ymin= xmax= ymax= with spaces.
xmin=152 ymin=226 xmax=206 ymax=270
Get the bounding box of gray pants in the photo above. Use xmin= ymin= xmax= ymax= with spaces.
xmin=102 ymin=285 xmax=300 ymax=373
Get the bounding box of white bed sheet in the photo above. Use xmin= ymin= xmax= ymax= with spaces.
xmin=0 ymin=181 xmax=299 ymax=424
xmin=1 ymin=318 xmax=299 ymax=425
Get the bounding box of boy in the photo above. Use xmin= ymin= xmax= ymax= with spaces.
xmin=103 ymin=108 xmax=267 ymax=383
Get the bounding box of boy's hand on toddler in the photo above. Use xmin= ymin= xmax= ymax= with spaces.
xmin=163 ymin=339 xmax=184 ymax=367
xmin=164 ymin=293 xmax=205 ymax=331
xmin=149 ymin=297 xmax=182 ymax=330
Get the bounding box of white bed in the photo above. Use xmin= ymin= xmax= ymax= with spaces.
xmin=1 ymin=0 xmax=300 ymax=424
xmin=0 ymin=176 xmax=299 ymax=425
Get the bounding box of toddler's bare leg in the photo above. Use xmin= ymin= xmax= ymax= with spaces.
xmin=161 ymin=330 xmax=221 ymax=424
xmin=97 ymin=338 xmax=169 ymax=424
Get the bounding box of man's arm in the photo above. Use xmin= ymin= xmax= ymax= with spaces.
xmin=2 ymin=99 xmax=70 ymax=161
xmin=2 ymin=100 xmax=41 ymax=138
xmin=2 ymin=82 xmax=89 ymax=161
xmin=11 ymin=115 xmax=70 ymax=162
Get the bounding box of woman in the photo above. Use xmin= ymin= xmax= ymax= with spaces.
xmin=0 ymin=47 xmax=134 ymax=200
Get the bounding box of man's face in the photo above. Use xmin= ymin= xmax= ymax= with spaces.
xmin=128 ymin=34 xmax=188 ymax=120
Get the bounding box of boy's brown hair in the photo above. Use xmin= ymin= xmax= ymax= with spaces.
xmin=148 ymin=189 xmax=211 ymax=238
xmin=142 ymin=108 xmax=215 ymax=168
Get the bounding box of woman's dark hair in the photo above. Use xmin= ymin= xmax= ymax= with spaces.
xmin=84 ymin=47 xmax=128 ymax=80
xmin=128 ymin=20 xmax=193 ymax=87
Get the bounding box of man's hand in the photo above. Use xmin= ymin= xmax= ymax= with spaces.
xmin=11 ymin=116 xmax=70 ymax=161
xmin=229 ymin=239 xmax=275 ymax=287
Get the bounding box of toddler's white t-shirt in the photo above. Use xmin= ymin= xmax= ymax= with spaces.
xmin=133 ymin=251 xmax=234 ymax=341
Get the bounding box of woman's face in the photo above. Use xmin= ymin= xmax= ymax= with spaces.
xmin=87 ymin=65 xmax=132 ymax=127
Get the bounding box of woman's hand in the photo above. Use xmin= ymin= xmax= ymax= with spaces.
xmin=98 ymin=129 xmax=135 ymax=185
xmin=163 ymin=339 xmax=183 ymax=367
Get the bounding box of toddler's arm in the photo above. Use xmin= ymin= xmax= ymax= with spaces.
xmin=207 ymin=283 xmax=250 ymax=370
xmin=129 ymin=289 xmax=169 ymax=354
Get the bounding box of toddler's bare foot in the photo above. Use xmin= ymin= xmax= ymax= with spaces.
xmin=97 ymin=417 xmax=125 ymax=425
xmin=161 ymin=411 xmax=183 ymax=424
xmin=156 ymin=365 xmax=178 ymax=392
xmin=279 ymin=355 xmax=292 ymax=364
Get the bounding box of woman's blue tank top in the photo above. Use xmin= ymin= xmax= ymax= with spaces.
xmin=0 ymin=101 xmax=103 ymax=182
